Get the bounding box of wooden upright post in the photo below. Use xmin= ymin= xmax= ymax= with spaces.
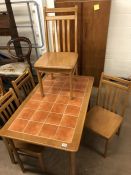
xmin=5 ymin=0 xmax=23 ymax=61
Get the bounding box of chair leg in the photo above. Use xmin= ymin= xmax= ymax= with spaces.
xmin=75 ymin=64 xmax=78 ymax=75
xmin=116 ymin=125 xmax=121 ymax=136
xmin=36 ymin=70 xmax=44 ymax=96
xmin=70 ymin=73 xmax=73 ymax=99
xmin=104 ymin=139 xmax=109 ymax=158
xmin=51 ymin=73 xmax=54 ymax=79
xmin=9 ymin=139 xmax=25 ymax=172
xmin=3 ymin=138 xmax=16 ymax=164
xmin=38 ymin=153 xmax=45 ymax=173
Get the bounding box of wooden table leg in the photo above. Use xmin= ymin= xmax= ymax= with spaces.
xmin=70 ymin=73 xmax=73 ymax=99
xmin=36 ymin=70 xmax=44 ymax=96
xmin=70 ymin=152 xmax=76 ymax=175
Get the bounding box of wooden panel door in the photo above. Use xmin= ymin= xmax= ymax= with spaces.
xmin=55 ymin=0 xmax=111 ymax=86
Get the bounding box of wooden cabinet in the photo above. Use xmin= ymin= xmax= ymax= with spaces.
xmin=55 ymin=0 xmax=111 ymax=86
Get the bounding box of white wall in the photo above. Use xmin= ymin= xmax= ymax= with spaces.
xmin=104 ymin=0 xmax=131 ymax=78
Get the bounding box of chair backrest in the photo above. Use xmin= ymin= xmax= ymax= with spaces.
xmin=0 ymin=78 xmax=4 ymax=96
xmin=0 ymin=88 xmax=20 ymax=125
xmin=12 ymin=69 xmax=35 ymax=103
xmin=97 ymin=73 xmax=131 ymax=116
xmin=44 ymin=6 xmax=78 ymax=52
xmin=7 ymin=37 xmax=32 ymax=70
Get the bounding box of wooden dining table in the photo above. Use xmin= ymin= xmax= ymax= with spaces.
xmin=0 ymin=73 xmax=94 ymax=175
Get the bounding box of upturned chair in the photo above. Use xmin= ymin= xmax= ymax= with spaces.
xmin=85 ymin=73 xmax=131 ymax=157
xmin=0 ymin=37 xmax=32 ymax=77
xmin=34 ymin=6 xmax=78 ymax=99
xmin=0 ymin=88 xmax=45 ymax=172
xmin=12 ymin=68 xmax=35 ymax=103
xmin=0 ymin=77 xmax=4 ymax=96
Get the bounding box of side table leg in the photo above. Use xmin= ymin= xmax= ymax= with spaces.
xmin=70 ymin=152 xmax=76 ymax=175
xmin=37 ymin=70 xmax=44 ymax=96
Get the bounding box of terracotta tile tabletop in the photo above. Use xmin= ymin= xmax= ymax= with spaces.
xmin=0 ymin=74 xmax=94 ymax=152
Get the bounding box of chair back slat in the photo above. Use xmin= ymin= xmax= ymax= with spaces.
xmin=97 ymin=73 xmax=131 ymax=116
xmin=12 ymin=69 xmax=35 ymax=103
xmin=0 ymin=88 xmax=20 ymax=125
xmin=44 ymin=6 xmax=78 ymax=53
xmin=62 ymin=20 xmax=66 ymax=51
xmin=52 ymin=20 xmax=56 ymax=52
xmin=56 ymin=20 xmax=61 ymax=51
xmin=67 ymin=20 xmax=70 ymax=52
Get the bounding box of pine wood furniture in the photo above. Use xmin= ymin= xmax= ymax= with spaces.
xmin=0 ymin=88 xmax=45 ymax=172
xmin=55 ymin=0 xmax=111 ymax=86
xmin=0 ymin=37 xmax=32 ymax=77
xmin=0 ymin=74 xmax=94 ymax=175
xmin=85 ymin=73 xmax=131 ymax=157
xmin=12 ymin=68 xmax=35 ymax=103
xmin=34 ymin=6 xmax=78 ymax=99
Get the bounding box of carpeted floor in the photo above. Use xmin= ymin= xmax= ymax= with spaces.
xmin=0 ymin=107 xmax=131 ymax=175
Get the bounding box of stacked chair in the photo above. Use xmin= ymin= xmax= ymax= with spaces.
xmin=0 ymin=70 xmax=45 ymax=173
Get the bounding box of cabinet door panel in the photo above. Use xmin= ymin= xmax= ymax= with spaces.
xmin=82 ymin=1 xmax=111 ymax=85
xmin=55 ymin=0 xmax=111 ymax=86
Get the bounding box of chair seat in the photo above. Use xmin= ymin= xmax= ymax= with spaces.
xmin=34 ymin=52 xmax=78 ymax=71
xmin=85 ymin=106 xmax=123 ymax=139
xmin=0 ymin=62 xmax=29 ymax=76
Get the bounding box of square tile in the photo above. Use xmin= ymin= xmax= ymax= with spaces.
xmin=73 ymin=83 xmax=86 ymax=91
xmin=31 ymin=111 xmax=49 ymax=122
xmin=25 ymin=100 xmax=40 ymax=109
xmin=74 ymin=90 xmax=85 ymax=98
xmin=38 ymin=102 xmax=53 ymax=111
xmin=18 ymin=108 xmax=35 ymax=120
xmin=39 ymin=124 xmax=58 ymax=138
xmin=60 ymin=89 xmax=70 ymax=97
xmin=53 ymin=81 xmax=63 ymax=87
xmin=65 ymin=105 xmax=80 ymax=116
xmin=43 ymin=80 xmax=54 ymax=86
xmin=51 ymin=103 xmax=66 ymax=113
xmin=46 ymin=113 xmax=62 ymax=125
xmin=24 ymin=121 xmax=43 ymax=135
xmin=30 ymin=93 xmax=44 ymax=101
xmin=61 ymin=115 xmax=78 ymax=128
xmin=48 ymin=86 xmax=60 ymax=94
xmin=68 ymin=97 xmax=83 ymax=107
xmin=56 ymin=95 xmax=69 ymax=104
xmin=43 ymin=94 xmax=57 ymax=102
xmin=9 ymin=119 xmax=27 ymax=132
xmin=55 ymin=126 xmax=74 ymax=143
xmin=36 ymin=86 xmax=51 ymax=94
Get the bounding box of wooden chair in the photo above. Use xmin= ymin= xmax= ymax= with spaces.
xmin=0 ymin=88 xmax=45 ymax=172
xmin=0 ymin=77 xmax=4 ymax=96
xmin=34 ymin=6 xmax=78 ymax=99
xmin=85 ymin=73 xmax=131 ymax=157
xmin=0 ymin=37 xmax=32 ymax=77
xmin=12 ymin=68 xmax=35 ymax=103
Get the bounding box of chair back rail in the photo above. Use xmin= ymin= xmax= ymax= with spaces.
xmin=44 ymin=6 xmax=78 ymax=52
xmin=12 ymin=69 xmax=35 ymax=103
xmin=0 ymin=88 xmax=20 ymax=125
xmin=97 ymin=73 xmax=131 ymax=116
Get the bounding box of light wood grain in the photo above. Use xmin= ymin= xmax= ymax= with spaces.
xmin=85 ymin=73 xmax=131 ymax=157
xmin=35 ymin=6 xmax=78 ymax=99
xmin=0 ymin=88 xmax=45 ymax=172
xmin=12 ymin=69 xmax=35 ymax=103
